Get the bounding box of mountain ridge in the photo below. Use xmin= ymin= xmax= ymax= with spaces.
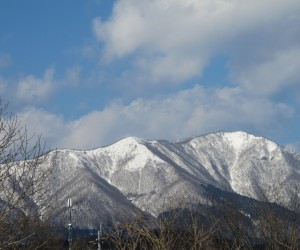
xmin=36 ymin=131 xmax=300 ymax=228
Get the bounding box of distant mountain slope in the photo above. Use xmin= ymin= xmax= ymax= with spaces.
xmin=38 ymin=131 xmax=300 ymax=228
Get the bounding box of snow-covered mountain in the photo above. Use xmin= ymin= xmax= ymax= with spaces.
xmin=40 ymin=131 xmax=300 ymax=228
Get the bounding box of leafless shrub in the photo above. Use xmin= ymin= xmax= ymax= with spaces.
xmin=0 ymin=101 xmax=54 ymax=249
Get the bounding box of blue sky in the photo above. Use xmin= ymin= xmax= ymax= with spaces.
xmin=1 ymin=0 xmax=300 ymax=151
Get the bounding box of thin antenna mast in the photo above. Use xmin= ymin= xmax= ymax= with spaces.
xmin=98 ymin=222 xmax=102 ymax=250
xmin=67 ymin=198 xmax=72 ymax=250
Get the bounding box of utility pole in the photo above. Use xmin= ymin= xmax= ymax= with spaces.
xmin=68 ymin=198 xmax=72 ymax=250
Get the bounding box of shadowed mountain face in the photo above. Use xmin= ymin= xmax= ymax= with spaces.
xmin=36 ymin=131 xmax=300 ymax=228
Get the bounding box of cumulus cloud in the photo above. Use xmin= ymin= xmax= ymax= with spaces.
xmin=17 ymin=107 xmax=68 ymax=149
xmin=93 ymin=0 xmax=300 ymax=88
xmin=17 ymin=85 xmax=294 ymax=150
xmin=14 ymin=65 xmax=82 ymax=105
xmin=10 ymin=0 xmax=300 ymax=151
xmin=16 ymin=68 xmax=55 ymax=103
xmin=231 ymin=48 xmax=300 ymax=97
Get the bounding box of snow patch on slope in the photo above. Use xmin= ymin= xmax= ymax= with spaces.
xmin=266 ymin=140 xmax=277 ymax=152
xmin=104 ymin=137 xmax=163 ymax=171
xmin=223 ymin=131 xmax=255 ymax=151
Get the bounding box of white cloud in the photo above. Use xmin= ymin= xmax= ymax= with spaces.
xmin=16 ymin=68 xmax=55 ymax=103
xmin=135 ymin=55 xmax=203 ymax=85
xmin=15 ymin=66 xmax=82 ymax=104
xmin=93 ymin=0 xmax=300 ymax=87
xmin=231 ymin=48 xmax=300 ymax=96
xmin=17 ymin=85 xmax=294 ymax=150
xmin=17 ymin=107 xmax=68 ymax=149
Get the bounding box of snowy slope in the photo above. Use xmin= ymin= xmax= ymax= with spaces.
xmin=36 ymin=131 xmax=300 ymax=228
